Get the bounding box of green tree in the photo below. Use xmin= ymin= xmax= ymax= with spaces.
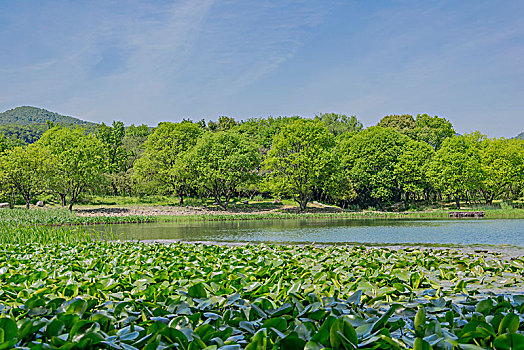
xmin=38 ymin=127 xmax=105 ymax=210
xmin=96 ymin=121 xmax=129 ymax=195
xmin=426 ymin=134 xmax=483 ymax=209
xmin=186 ymin=130 xmax=261 ymax=209
xmin=133 ymin=122 xmax=202 ymax=204
xmin=123 ymin=124 xmax=150 ymax=166
xmin=479 ymin=138 xmax=524 ymax=203
xmin=339 ymin=126 xmax=411 ymax=208
xmin=0 ymin=144 xmax=51 ymax=208
xmin=118 ymin=124 xmax=150 ymax=195
xmin=236 ymin=116 xmax=301 ymax=150
xmin=0 ymin=135 xmax=22 ymax=153
xmin=315 ymin=113 xmax=363 ymax=136
xmin=377 ymin=114 xmax=416 ymax=136
xmin=394 ymin=140 xmax=434 ymax=202
xmin=263 ymin=119 xmax=342 ymax=211
xmin=207 ymin=116 xmax=239 ymax=132
xmin=413 ymin=114 xmax=455 ymax=150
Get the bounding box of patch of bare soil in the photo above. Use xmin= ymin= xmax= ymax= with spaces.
xmin=74 ymin=202 xmax=343 ymax=217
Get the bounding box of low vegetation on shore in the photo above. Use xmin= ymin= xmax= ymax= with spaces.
xmin=2 ymin=204 xmax=524 ymax=229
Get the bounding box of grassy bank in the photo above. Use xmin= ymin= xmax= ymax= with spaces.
xmin=0 ymin=209 xmax=133 ymax=244
xmin=2 ymin=206 xmax=524 ymax=228
xmin=0 ymin=242 xmax=522 ymax=349
xmin=154 ymin=208 xmax=524 ymax=222
xmin=0 ymin=207 xmax=156 ymax=225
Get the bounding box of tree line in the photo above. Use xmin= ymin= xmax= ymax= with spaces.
xmin=0 ymin=113 xmax=523 ymax=211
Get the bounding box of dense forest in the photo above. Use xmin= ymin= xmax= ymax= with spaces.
xmin=0 ymin=107 xmax=523 ymax=211
xmin=0 ymin=106 xmax=95 ymax=125
xmin=0 ymin=106 xmax=97 ymax=143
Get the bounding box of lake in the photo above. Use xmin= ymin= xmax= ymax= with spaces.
xmin=96 ymin=218 xmax=524 ymax=247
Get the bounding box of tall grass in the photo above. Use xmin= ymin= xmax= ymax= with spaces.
xmin=153 ymin=210 xmax=453 ymax=222
xmin=0 ymin=208 xmax=125 ymax=244
xmin=0 ymin=222 xmax=114 ymax=245
xmin=0 ymin=208 xmax=155 ymax=225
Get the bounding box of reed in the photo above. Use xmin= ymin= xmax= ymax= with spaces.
xmin=0 ymin=208 xmax=155 ymax=225
xmin=0 ymin=222 xmax=114 ymax=245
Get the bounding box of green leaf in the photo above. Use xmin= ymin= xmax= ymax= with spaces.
xmin=188 ymin=283 xmax=208 ymax=298
xmin=475 ymin=299 xmax=493 ymax=315
xmin=0 ymin=318 xmax=17 ymax=342
xmin=261 ymin=317 xmax=287 ymax=332
xmin=245 ymin=328 xmax=267 ymax=350
xmin=414 ymin=338 xmax=433 ymax=350
xmin=329 ymin=317 xmax=357 ymax=349
xmin=498 ymin=313 xmax=519 ymax=334
xmin=494 ymin=333 xmax=524 ymax=350
xmin=414 ymin=306 xmax=426 ymax=329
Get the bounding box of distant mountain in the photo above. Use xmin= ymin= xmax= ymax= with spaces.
xmin=516 ymin=132 xmax=524 ymax=140
xmin=0 ymin=106 xmax=97 ymax=144
xmin=0 ymin=106 xmax=95 ymax=126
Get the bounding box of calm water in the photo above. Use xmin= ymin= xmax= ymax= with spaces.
xmin=96 ymin=218 xmax=524 ymax=246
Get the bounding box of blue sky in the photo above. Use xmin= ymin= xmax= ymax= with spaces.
xmin=0 ymin=1 xmax=523 ymax=137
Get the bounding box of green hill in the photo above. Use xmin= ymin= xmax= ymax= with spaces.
xmin=516 ymin=132 xmax=524 ymax=140
xmin=0 ymin=106 xmax=95 ymax=126
xmin=0 ymin=106 xmax=97 ymax=144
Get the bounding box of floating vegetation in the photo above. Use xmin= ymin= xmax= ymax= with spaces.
xmin=0 ymin=242 xmax=522 ymax=349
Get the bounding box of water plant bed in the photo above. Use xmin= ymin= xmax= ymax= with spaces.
xmin=0 ymin=208 xmax=155 ymax=226
xmin=0 ymin=243 xmax=522 ymax=349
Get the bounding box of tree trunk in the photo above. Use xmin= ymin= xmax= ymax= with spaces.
xmin=60 ymin=194 xmax=67 ymax=207
xmin=179 ymin=194 xmax=184 ymax=205
xmin=111 ymin=181 xmax=119 ymax=196
xmin=9 ymin=188 xmax=15 ymax=209
xmin=68 ymin=196 xmax=77 ymax=211
xmin=455 ymin=195 xmax=461 ymax=210
xmin=25 ymin=199 xmax=30 ymax=209
xmin=215 ymin=194 xmax=228 ymax=210
xmin=297 ymin=193 xmax=309 ymax=212
xmin=299 ymin=199 xmax=308 ymax=212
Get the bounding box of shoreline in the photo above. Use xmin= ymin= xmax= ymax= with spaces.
xmin=72 ymin=204 xmax=524 ymax=222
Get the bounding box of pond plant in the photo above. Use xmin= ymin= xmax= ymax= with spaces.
xmin=0 ymin=242 xmax=522 ymax=349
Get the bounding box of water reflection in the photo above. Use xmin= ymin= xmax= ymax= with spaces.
xmin=96 ymin=218 xmax=524 ymax=246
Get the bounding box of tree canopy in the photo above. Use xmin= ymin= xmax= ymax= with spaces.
xmin=1 ymin=107 xmax=522 ymax=211
xmin=185 ymin=130 xmax=261 ymax=209
xmin=133 ymin=122 xmax=203 ymax=204
xmin=263 ymin=119 xmax=344 ymax=211
xmin=37 ymin=127 xmax=105 ymax=210
xmin=339 ymin=126 xmax=413 ymax=207
xmin=0 ymin=144 xmax=51 ymax=208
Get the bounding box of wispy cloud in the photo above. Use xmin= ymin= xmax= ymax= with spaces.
xmin=0 ymin=1 xmax=522 ymax=136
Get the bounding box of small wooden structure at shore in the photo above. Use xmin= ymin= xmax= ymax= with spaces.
xmin=449 ymin=211 xmax=485 ymax=218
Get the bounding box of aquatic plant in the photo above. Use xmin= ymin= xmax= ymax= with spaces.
xmin=0 ymin=208 xmax=155 ymax=226
xmin=0 ymin=242 xmax=521 ymax=349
